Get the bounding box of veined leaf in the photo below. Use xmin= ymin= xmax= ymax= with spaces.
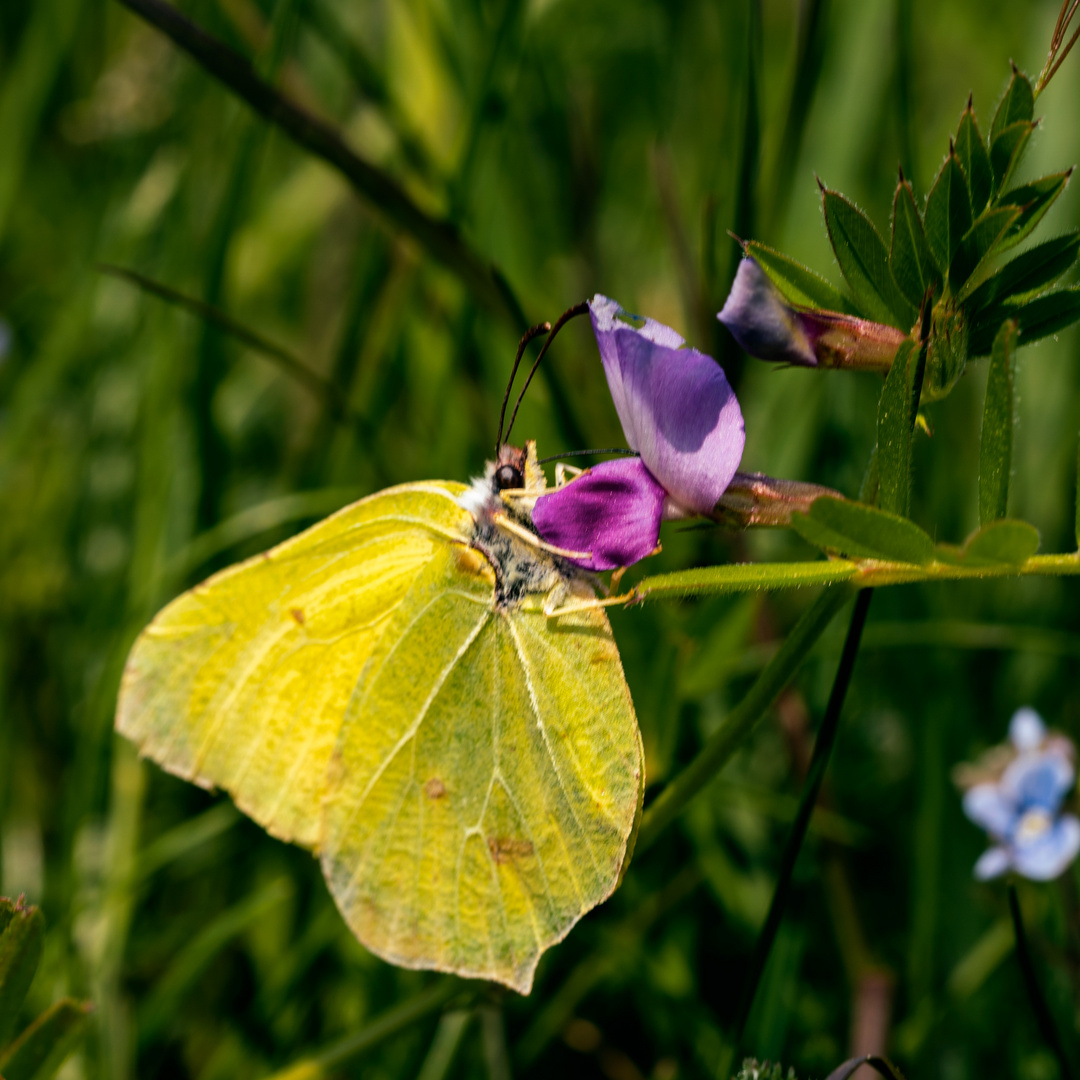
xmin=822 ymin=188 xmax=916 ymax=327
xmin=877 ymin=339 xmax=926 ymax=515
xmin=952 ymin=207 xmax=1022 ymax=301
xmin=1076 ymin=439 xmax=1079 ymax=551
xmin=989 ymin=120 xmax=1034 ymax=196
xmin=925 ymin=151 xmax=972 ymax=277
xmin=979 ymin=320 xmax=1018 ymax=524
xmin=0 ymin=900 xmax=45 ymax=1048
xmin=891 ymin=178 xmax=940 ymax=307
xmin=743 ymin=240 xmax=857 ymax=313
xmin=990 ymin=66 xmax=1034 ymax=144
xmin=633 ymin=559 xmax=858 ymax=600
xmin=0 ymin=998 xmax=91 ymax=1080
xmin=965 ymin=230 xmax=1080 ymax=313
xmin=995 ymin=171 xmax=1073 ymax=251
xmin=956 ymin=104 xmax=992 ymax=213
xmin=792 ymin=496 xmax=936 ymax=565
xmin=962 ymin=519 xmax=1039 ymax=566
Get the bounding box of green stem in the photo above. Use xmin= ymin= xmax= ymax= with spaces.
xmin=1008 ymin=885 xmax=1076 ymax=1080
xmin=635 ymin=584 xmax=854 ymax=853
xmin=730 ymin=589 xmax=872 ymax=1053
xmin=264 ymin=978 xmax=461 ymax=1079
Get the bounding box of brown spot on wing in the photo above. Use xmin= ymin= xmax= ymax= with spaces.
xmin=487 ymin=836 xmax=534 ymax=864
xmin=290 ymin=608 xmax=306 ymax=625
xmin=424 ymin=777 xmax=446 ymax=800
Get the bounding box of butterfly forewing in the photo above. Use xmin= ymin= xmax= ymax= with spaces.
xmin=321 ymin=545 xmax=643 ymax=994
xmin=116 ymin=482 xmax=471 ymax=848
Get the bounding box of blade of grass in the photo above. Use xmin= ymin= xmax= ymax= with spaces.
xmin=416 ymin=1010 xmax=474 ymax=1080
xmin=635 ymin=584 xmax=855 ymax=852
xmin=264 ymin=978 xmax=462 ymax=1079
xmin=724 ymin=589 xmax=873 ymax=1064
xmin=767 ymin=0 xmax=830 ymax=232
xmin=112 ymin=0 xmax=519 ymax=327
xmin=100 ymin=265 xmax=356 ymax=420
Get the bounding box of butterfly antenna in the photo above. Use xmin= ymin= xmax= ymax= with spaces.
xmin=496 ymin=321 xmax=550 ymax=455
xmin=504 ymin=300 xmax=589 ymax=445
xmin=536 ymin=448 xmax=639 ymax=465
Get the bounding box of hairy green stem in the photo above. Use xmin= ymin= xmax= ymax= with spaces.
xmin=636 ymin=584 xmax=855 ymax=853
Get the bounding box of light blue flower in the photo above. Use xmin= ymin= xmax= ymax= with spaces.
xmin=962 ymin=709 xmax=1080 ymax=881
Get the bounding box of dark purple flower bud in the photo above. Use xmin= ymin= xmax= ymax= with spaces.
xmin=531 ymin=458 xmax=666 ymax=571
xmin=718 ymin=258 xmax=907 ymax=373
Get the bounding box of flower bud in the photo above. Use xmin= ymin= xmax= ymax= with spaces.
xmin=718 ymin=258 xmax=908 ymax=373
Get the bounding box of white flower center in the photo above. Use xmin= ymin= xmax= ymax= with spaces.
xmin=1016 ymin=808 xmax=1053 ymax=843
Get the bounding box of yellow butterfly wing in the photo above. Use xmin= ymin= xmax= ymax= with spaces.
xmin=320 ymin=543 xmax=644 ymax=994
xmin=116 ymin=481 xmax=471 ymax=848
xmin=117 ymin=476 xmax=645 ymax=994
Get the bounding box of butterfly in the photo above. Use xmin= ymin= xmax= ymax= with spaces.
xmin=115 ymin=310 xmax=647 ymax=995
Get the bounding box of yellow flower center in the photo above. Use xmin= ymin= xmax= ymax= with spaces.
xmin=1016 ymin=808 xmax=1053 ymax=843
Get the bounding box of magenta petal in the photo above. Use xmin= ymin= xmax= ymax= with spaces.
xmin=531 ymin=458 xmax=665 ymax=571
xmin=589 ymin=295 xmax=745 ymax=515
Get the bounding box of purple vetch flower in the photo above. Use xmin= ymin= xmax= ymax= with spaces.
xmin=717 ymin=258 xmax=907 ymax=372
xmin=961 ymin=709 xmax=1080 ymax=881
xmin=532 ymin=296 xmax=745 ymax=570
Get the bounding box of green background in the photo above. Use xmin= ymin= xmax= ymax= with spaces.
xmin=1 ymin=0 xmax=1079 ymax=1076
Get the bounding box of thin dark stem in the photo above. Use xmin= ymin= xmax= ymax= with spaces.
xmin=100 ymin=264 xmax=358 ymax=424
xmin=1008 ymin=884 xmax=1076 ymax=1080
xmin=504 ymin=301 xmax=589 ymax=444
xmin=111 ymin=0 xmax=516 ymax=325
xmin=636 ymin=584 xmax=854 ymax=851
xmin=496 ymin=322 xmax=550 ymax=455
xmin=731 ymin=588 xmax=873 ymax=1050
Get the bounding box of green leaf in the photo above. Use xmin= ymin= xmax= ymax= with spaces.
xmin=1015 ymin=287 xmax=1080 ymax=344
xmin=877 ymin=339 xmax=926 ymax=515
xmin=989 ymin=120 xmax=1034 ymax=196
xmin=965 ymin=230 xmax=1080 ymax=313
xmin=792 ymin=497 xmax=936 ymax=565
xmin=955 ymin=103 xmax=993 ymax=213
xmin=963 ymin=519 xmax=1040 ymax=566
xmin=995 ymin=171 xmax=1073 ymax=250
xmin=822 ymin=188 xmax=916 ymax=326
xmin=633 ymin=560 xmax=858 ymax=601
xmin=990 ymin=67 xmax=1034 ymax=144
xmin=923 ymin=301 xmax=969 ymax=400
xmin=890 ymin=178 xmax=941 ymax=307
xmin=951 ymin=207 xmax=1022 ymax=298
xmin=1076 ymin=439 xmax=1080 ymax=551
xmin=0 ymin=999 xmax=91 ymax=1080
xmin=979 ymin=320 xmax=1018 ymax=524
xmin=924 ymin=151 xmax=972 ymax=277
xmin=0 ymin=900 xmax=45 ymax=1048
xmin=743 ymin=240 xmax=857 ymax=313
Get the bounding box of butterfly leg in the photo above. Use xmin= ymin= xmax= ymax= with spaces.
xmin=554 ymin=463 xmax=585 ymax=488
xmin=543 ymin=588 xmax=638 ymax=618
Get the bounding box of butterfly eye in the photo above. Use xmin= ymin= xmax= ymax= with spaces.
xmin=494 ymin=464 xmax=523 ymax=490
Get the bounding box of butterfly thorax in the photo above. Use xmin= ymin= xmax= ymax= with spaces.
xmin=457 ymin=441 xmax=578 ymax=609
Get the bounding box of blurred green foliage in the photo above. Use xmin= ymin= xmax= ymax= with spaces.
xmin=2 ymin=0 xmax=1080 ymax=1078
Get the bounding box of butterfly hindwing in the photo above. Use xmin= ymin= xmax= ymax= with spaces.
xmin=116 ymin=482 xmax=471 ymax=848
xmin=321 ymin=543 xmax=644 ymax=993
